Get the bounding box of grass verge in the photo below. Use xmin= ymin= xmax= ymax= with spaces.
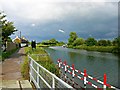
xmin=2 ymin=48 xmax=19 ymax=61
xmin=71 ymin=46 xmax=116 ymax=53
xmin=21 ymin=47 xmax=60 ymax=80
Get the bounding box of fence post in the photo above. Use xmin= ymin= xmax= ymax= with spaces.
xmin=84 ymin=69 xmax=87 ymax=88
xmin=31 ymin=60 xmax=33 ymax=77
xmin=29 ymin=56 xmax=32 ymax=82
xmin=30 ymin=58 xmax=33 ymax=83
xmin=58 ymin=59 xmax=61 ymax=69
xmin=103 ymin=74 xmax=107 ymax=90
xmin=37 ymin=65 xmax=39 ymax=87
xmin=72 ymin=64 xmax=75 ymax=87
xmin=52 ymin=76 xmax=55 ymax=88
xmin=64 ymin=61 xmax=67 ymax=82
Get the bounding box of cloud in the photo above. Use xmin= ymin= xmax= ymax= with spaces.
xmin=31 ymin=24 xmax=35 ymax=27
xmin=59 ymin=29 xmax=65 ymax=33
xmin=1 ymin=0 xmax=118 ymax=41
xmin=105 ymin=32 xmax=117 ymax=37
xmin=0 ymin=0 xmax=118 ymax=23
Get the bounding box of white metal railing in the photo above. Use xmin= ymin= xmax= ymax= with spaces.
xmin=28 ymin=55 xmax=74 ymax=89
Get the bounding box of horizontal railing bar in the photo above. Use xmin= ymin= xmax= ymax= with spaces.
xmin=86 ymin=81 xmax=98 ymax=88
xmin=38 ymin=73 xmax=52 ymax=88
xmin=30 ymin=64 xmax=52 ymax=88
xmin=28 ymin=55 xmax=73 ymax=89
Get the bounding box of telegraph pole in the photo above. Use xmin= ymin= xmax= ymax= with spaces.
xmin=20 ymin=31 xmax=21 ymax=39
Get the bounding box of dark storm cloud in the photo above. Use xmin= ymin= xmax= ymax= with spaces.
xmin=0 ymin=1 xmax=118 ymax=42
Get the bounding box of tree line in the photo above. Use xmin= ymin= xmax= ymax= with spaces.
xmin=68 ymin=32 xmax=120 ymax=53
xmin=40 ymin=38 xmax=65 ymax=46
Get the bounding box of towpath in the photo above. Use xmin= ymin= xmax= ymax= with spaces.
xmin=0 ymin=48 xmax=25 ymax=80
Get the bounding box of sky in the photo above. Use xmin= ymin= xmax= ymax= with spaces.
xmin=0 ymin=0 xmax=119 ymax=42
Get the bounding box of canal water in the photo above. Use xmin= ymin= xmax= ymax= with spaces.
xmin=44 ymin=46 xmax=120 ymax=88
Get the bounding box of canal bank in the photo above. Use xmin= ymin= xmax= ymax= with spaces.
xmin=44 ymin=46 xmax=120 ymax=88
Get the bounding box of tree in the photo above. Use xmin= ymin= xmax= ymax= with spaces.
xmin=68 ymin=32 xmax=78 ymax=45
xmin=73 ymin=38 xmax=85 ymax=46
xmin=0 ymin=12 xmax=17 ymax=43
xmin=112 ymin=37 xmax=120 ymax=53
xmin=41 ymin=38 xmax=58 ymax=46
xmin=85 ymin=37 xmax=97 ymax=46
xmin=58 ymin=41 xmax=65 ymax=46
xmin=0 ymin=12 xmax=17 ymax=51
xmin=49 ymin=38 xmax=58 ymax=44
xmin=106 ymin=40 xmax=112 ymax=46
xmin=112 ymin=37 xmax=120 ymax=46
xmin=97 ymin=40 xmax=108 ymax=46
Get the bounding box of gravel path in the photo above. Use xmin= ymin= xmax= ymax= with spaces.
xmin=0 ymin=48 xmax=26 ymax=80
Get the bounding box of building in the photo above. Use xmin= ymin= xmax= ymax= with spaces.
xmin=12 ymin=36 xmax=29 ymax=47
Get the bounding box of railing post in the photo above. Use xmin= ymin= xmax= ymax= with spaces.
xmin=72 ymin=64 xmax=75 ymax=87
xmin=37 ymin=65 xmax=40 ymax=88
xmin=64 ymin=61 xmax=67 ymax=82
xmin=103 ymin=74 xmax=107 ymax=90
xmin=52 ymin=76 xmax=55 ymax=89
xmin=31 ymin=59 xmax=33 ymax=77
xmin=58 ymin=59 xmax=61 ymax=69
xmin=29 ymin=56 xmax=32 ymax=82
xmin=84 ymin=69 xmax=87 ymax=88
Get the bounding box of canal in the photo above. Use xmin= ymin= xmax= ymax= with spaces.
xmin=44 ymin=46 xmax=119 ymax=88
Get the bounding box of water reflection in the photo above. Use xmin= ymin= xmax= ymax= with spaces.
xmin=44 ymin=46 xmax=119 ymax=88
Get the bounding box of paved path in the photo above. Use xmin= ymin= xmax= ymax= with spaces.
xmin=0 ymin=48 xmax=26 ymax=80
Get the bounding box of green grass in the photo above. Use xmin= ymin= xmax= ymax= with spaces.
xmin=21 ymin=47 xmax=60 ymax=79
xmin=71 ymin=45 xmax=115 ymax=53
xmin=37 ymin=44 xmax=49 ymax=47
xmin=21 ymin=55 xmax=29 ymax=80
xmin=30 ymin=47 xmax=60 ymax=76
xmin=2 ymin=48 xmax=19 ymax=61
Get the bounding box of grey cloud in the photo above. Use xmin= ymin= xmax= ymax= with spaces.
xmin=0 ymin=1 xmax=118 ymax=42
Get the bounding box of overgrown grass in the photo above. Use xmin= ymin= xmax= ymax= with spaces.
xmin=21 ymin=55 xmax=29 ymax=79
xmin=21 ymin=47 xmax=29 ymax=79
xmin=2 ymin=48 xmax=18 ymax=61
xmin=21 ymin=47 xmax=60 ymax=80
xmin=29 ymin=47 xmax=60 ymax=76
xmin=70 ymin=45 xmax=115 ymax=53
xmin=37 ymin=44 xmax=49 ymax=47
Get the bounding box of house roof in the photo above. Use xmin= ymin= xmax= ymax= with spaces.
xmin=20 ymin=38 xmax=29 ymax=43
xmin=12 ymin=36 xmax=29 ymax=43
xmin=12 ymin=36 xmax=21 ymax=43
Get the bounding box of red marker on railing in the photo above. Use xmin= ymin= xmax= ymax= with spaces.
xmin=103 ymin=73 xmax=107 ymax=90
xmin=64 ymin=60 xmax=67 ymax=82
xmin=64 ymin=61 xmax=67 ymax=73
xmin=72 ymin=64 xmax=75 ymax=87
xmin=72 ymin=64 xmax=75 ymax=78
xmin=57 ymin=60 xmax=117 ymax=89
xmin=58 ymin=59 xmax=61 ymax=69
xmin=84 ymin=69 xmax=87 ymax=88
